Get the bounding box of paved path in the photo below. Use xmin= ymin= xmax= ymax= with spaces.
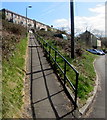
xmin=87 ymin=55 xmax=106 ymax=118
xmin=27 ymin=33 xmax=75 ymax=119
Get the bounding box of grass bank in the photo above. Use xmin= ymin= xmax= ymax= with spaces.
xmin=36 ymin=35 xmax=97 ymax=106
xmin=2 ymin=37 xmax=28 ymax=118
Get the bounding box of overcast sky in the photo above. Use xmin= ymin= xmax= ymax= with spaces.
xmin=1 ymin=0 xmax=106 ymax=36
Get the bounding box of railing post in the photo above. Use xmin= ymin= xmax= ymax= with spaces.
xmin=55 ymin=51 xmax=57 ymax=62
xmin=35 ymin=33 xmax=79 ymax=110
xmin=54 ymin=51 xmax=57 ymax=70
xmin=49 ymin=46 xmax=51 ymax=60
xmin=43 ymin=42 xmax=45 ymax=51
xmin=64 ymin=60 xmax=66 ymax=85
xmin=45 ymin=43 xmax=47 ymax=54
xmin=74 ymin=72 xmax=79 ymax=110
xmin=39 ymin=36 xmax=41 ymax=46
xmin=41 ymin=38 xmax=43 ymax=48
xmin=46 ymin=42 xmax=47 ymax=48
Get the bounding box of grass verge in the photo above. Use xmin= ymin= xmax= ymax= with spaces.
xmin=2 ymin=37 xmax=28 ymax=118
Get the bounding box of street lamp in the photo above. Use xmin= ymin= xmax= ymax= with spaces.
xmin=26 ymin=5 xmax=32 ymax=36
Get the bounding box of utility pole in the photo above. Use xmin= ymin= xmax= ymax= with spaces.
xmin=70 ymin=0 xmax=75 ymax=59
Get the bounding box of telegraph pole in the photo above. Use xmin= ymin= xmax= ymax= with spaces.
xmin=70 ymin=0 xmax=74 ymax=59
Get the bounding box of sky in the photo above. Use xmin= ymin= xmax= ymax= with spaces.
xmin=1 ymin=0 xmax=106 ymax=36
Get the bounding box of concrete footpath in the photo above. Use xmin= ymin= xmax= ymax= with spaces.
xmin=27 ymin=33 xmax=76 ymax=119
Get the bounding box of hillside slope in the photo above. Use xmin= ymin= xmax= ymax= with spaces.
xmin=36 ymin=30 xmax=97 ymax=107
xmin=2 ymin=20 xmax=29 ymax=118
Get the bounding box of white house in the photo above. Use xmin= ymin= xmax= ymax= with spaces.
xmin=1 ymin=8 xmax=49 ymax=31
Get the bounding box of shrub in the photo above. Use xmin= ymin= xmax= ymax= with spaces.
xmin=75 ymin=47 xmax=83 ymax=57
xmin=2 ymin=20 xmax=26 ymax=36
xmin=2 ymin=20 xmax=27 ymax=60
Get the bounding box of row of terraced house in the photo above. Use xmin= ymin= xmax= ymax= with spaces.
xmin=1 ymin=8 xmax=49 ymax=31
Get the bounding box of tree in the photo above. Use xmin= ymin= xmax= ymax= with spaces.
xmin=92 ymin=29 xmax=104 ymax=38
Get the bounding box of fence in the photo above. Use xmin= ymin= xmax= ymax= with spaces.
xmin=35 ymin=34 xmax=79 ymax=110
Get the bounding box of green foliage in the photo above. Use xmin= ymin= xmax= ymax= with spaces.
xmin=2 ymin=37 xmax=28 ymax=118
xmin=2 ymin=34 xmax=20 ymax=60
xmin=2 ymin=20 xmax=26 ymax=36
xmin=2 ymin=19 xmax=28 ymax=118
xmin=2 ymin=20 xmax=27 ymax=60
xmin=75 ymin=47 xmax=83 ymax=57
xmin=37 ymin=30 xmax=54 ymax=38
xmin=47 ymin=27 xmax=52 ymax=31
xmin=36 ymin=35 xmax=97 ymax=105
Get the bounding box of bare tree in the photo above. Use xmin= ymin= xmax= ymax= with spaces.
xmin=92 ymin=29 xmax=104 ymax=38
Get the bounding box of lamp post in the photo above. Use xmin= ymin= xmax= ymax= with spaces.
xmin=26 ymin=5 xmax=32 ymax=36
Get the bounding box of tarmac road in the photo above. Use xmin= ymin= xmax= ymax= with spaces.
xmin=86 ymin=55 xmax=106 ymax=118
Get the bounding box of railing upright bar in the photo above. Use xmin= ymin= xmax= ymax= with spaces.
xmin=54 ymin=51 xmax=57 ymax=69
xmin=55 ymin=51 xmax=57 ymax=62
xmin=49 ymin=46 xmax=51 ymax=60
xmin=35 ymin=34 xmax=79 ymax=110
xmin=74 ymin=73 xmax=79 ymax=110
xmin=64 ymin=60 xmax=66 ymax=85
xmin=46 ymin=43 xmax=47 ymax=52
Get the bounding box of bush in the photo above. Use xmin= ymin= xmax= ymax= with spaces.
xmin=75 ymin=47 xmax=83 ymax=57
xmin=2 ymin=20 xmax=26 ymax=36
xmin=2 ymin=34 xmax=20 ymax=60
xmin=2 ymin=19 xmax=27 ymax=60
xmin=37 ymin=30 xmax=54 ymax=38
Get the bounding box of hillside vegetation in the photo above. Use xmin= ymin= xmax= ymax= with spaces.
xmin=2 ymin=20 xmax=27 ymax=118
xmin=2 ymin=20 xmax=26 ymax=60
xmin=36 ymin=30 xmax=97 ymax=106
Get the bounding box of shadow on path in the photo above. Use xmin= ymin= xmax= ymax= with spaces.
xmin=27 ymin=34 xmax=75 ymax=119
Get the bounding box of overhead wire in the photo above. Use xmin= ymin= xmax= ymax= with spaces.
xmin=74 ymin=1 xmax=82 ymax=35
xmin=39 ymin=2 xmax=64 ymax=17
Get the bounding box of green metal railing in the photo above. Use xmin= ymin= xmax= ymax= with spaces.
xmin=35 ymin=34 xmax=79 ymax=110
